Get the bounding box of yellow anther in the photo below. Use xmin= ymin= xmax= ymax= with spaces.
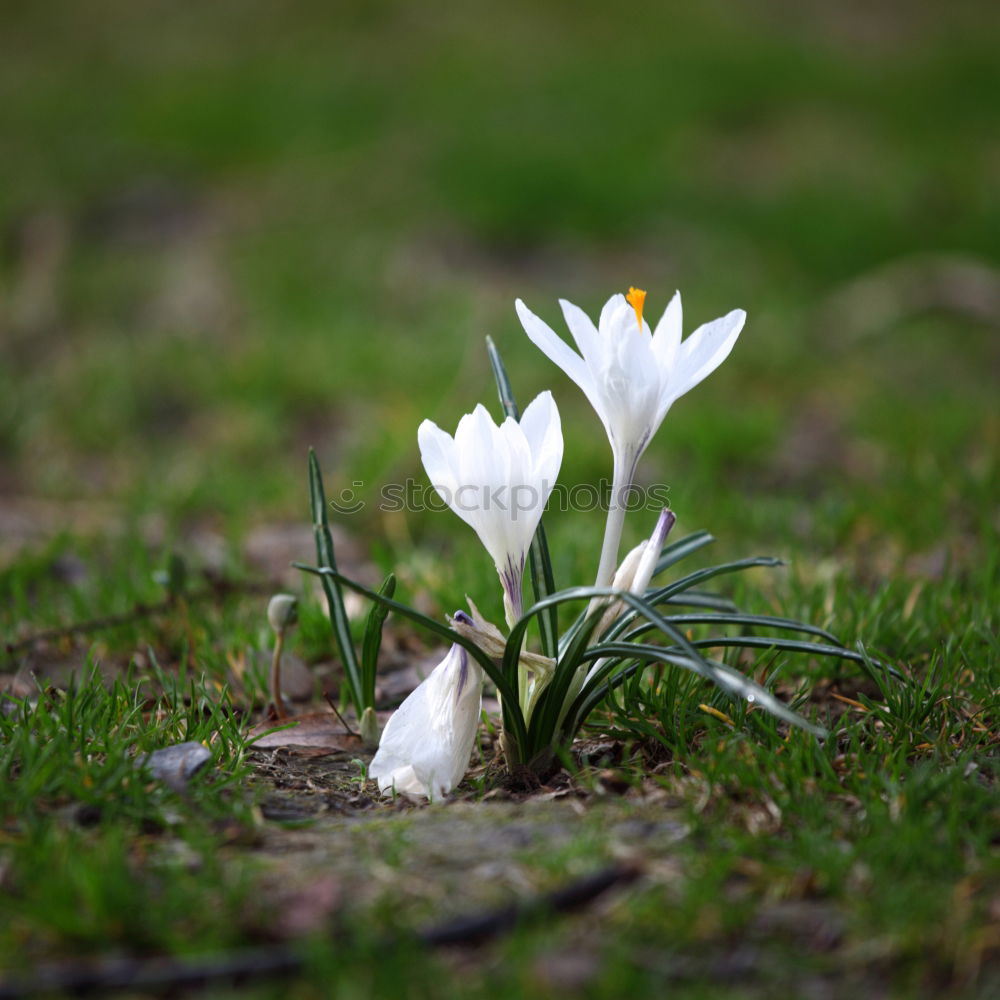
xmin=626 ymin=287 xmax=646 ymax=330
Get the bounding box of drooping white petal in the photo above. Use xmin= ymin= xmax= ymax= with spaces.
xmin=369 ymin=643 xmax=483 ymax=800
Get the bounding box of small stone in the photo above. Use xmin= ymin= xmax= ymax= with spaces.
xmin=137 ymin=741 xmax=213 ymax=791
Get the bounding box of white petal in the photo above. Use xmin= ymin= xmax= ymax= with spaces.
xmin=651 ymin=291 xmax=682 ymax=370
xmin=591 ymin=311 xmax=661 ymax=460
xmin=518 ymin=391 xmax=563 ymax=503
xmin=671 ymin=308 xmax=746 ymax=400
xmin=417 ymin=420 xmax=459 ymax=501
xmin=598 ymin=293 xmax=629 ymax=333
xmin=515 ymin=299 xmax=596 ymax=401
xmin=558 ymin=299 xmax=602 ymax=362
xmin=368 ymin=644 xmax=483 ymax=800
xmin=456 ymin=405 xmax=514 ymax=561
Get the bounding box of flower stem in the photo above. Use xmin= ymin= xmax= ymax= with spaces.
xmin=269 ymin=628 xmax=287 ymax=719
xmin=594 ymin=456 xmax=631 ymax=588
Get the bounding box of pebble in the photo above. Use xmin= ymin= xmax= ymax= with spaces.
xmin=137 ymin=740 xmax=213 ymax=791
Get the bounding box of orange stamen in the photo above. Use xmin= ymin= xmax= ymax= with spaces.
xmin=626 ymin=287 xmax=646 ymax=330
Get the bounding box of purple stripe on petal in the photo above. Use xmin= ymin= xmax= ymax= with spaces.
xmin=500 ymin=552 xmax=526 ymax=620
xmin=453 ymin=647 xmax=470 ymax=703
xmin=453 ymin=610 xmax=474 ymax=626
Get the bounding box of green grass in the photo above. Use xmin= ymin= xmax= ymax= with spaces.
xmin=2 ymin=0 xmax=999 ymax=996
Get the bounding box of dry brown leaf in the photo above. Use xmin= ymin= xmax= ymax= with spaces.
xmin=248 ymin=713 xmax=364 ymax=751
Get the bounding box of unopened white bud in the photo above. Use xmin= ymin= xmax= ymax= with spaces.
xmin=267 ymin=594 xmax=299 ymax=633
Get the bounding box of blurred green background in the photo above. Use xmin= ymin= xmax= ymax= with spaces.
xmin=2 ymin=0 xmax=998 ymax=613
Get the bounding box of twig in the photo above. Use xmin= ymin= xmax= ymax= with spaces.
xmin=3 ymin=579 xmax=275 ymax=661
xmin=417 ymin=860 xmax=641 ymax=947
xmin=0 ymin=863 xmax=641 ymax=998
xmin=324 ymin=692 xmax=358 ymax=736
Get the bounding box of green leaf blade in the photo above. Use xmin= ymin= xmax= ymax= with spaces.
xmin=307 ymin=448 xmax=364 ymax=715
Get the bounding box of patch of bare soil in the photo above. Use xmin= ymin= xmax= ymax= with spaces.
xmin=246 ymin=747 xmax=689 ymax=920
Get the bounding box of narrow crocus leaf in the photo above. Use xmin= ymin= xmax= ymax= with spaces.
xmin=661 ymin=591 xmax=740 ymax=612
xmin=654 ymin=530 xmax=715 ymax=576
xmin=486 ymin=335 xmax=558 ymax=656
xmin=500 ymin=584 xmax=623 ymax=694
xmin=526 ymin=606 xmax=605 ymax=757
xmin=683 ymin=635 xmax=904 ymax=679
xmin=307 ymin=449 xmax=363 ymax=714
xmin=559 ymin=587 xmax=828 ymax=740
xmin=571 ymin=646 xmax=825 ymax=738
xmin=612 ymin=612 xmax=843 ymax=648
xmin=361 ymin=573 xmax=396 ymax=710
xmin=368 ymin=641 xmax=483 ymax=800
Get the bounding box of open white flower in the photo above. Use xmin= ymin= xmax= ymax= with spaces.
xmin=418 ymin=392 xmax=563 ymax=624
xmin=515 ymin=289 xmax=744 ymax=586
xmin=368 ymin=636 xmax=483 ymax=800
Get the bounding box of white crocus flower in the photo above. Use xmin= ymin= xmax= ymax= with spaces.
xmin=418 ymin=392 xmax=563 ymax=626
xmin=515 ymin=289 xmax=744 ymax=587
xmin=368 ymin=635 xmax=483 ymax=800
